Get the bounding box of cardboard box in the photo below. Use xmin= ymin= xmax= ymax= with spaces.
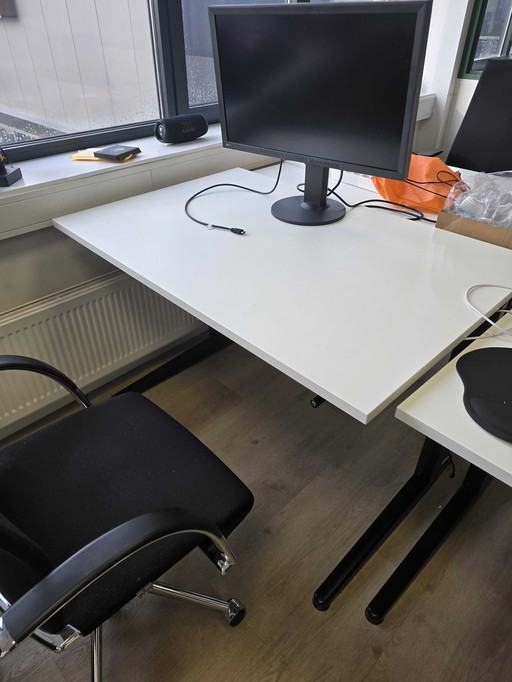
xmin=436 ymin=210 xmax=512 ymax=250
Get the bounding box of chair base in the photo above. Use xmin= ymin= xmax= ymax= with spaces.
xmin=148 ymin=581 xmax=246 ymax=626
xmin=86 ymin=582 xmax=245 ymax=681
xmin=90 ymin=626 xmax=102 ymax=682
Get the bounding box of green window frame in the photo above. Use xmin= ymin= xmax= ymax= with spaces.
xmin=459 ymin=0 xmax=512 ymax=79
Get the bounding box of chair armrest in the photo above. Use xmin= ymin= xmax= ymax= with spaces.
xmin=0 ymin=355 xmax=91 ymax=408
xmin=0 ymin=507 xmax=234 ymax=655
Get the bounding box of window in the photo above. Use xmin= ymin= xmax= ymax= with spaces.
xmin=460 ymin=0 xmax=512 ymax=78
xmin=0 ymin=0 xmax=288 ymax=162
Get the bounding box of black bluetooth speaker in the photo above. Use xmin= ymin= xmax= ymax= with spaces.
xmin=154 ymin=114 xmax=208 ymax=144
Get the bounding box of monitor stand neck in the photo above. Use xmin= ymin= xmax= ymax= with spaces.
xmin=271 ymin=163 xmax=346 ymax=226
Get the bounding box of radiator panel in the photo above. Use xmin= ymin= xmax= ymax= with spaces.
xmin=0 ymin=274 xmax=206 ymax=436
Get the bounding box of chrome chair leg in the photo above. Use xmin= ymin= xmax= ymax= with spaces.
xmin=90 ymin=625 xmax=103 ymax=682
xmin=148 ymin=581 xmax=245 ymax=626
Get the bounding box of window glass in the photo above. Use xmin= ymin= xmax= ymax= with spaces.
xmin=463 ymin=0 xmax=512 ymax=75
xmin=0 ymin=0 xmax=159 ymax=146
xmin=477 ymin=0 xmax=512 ymax=60
xmin=181 ymin=0 xmax=284 ymax=109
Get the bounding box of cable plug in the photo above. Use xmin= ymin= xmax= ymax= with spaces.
xmin=230 ymin=228 xmax=246 ymax=235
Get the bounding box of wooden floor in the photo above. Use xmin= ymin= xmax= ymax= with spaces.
xmin=2 ymin=343 xmax=512 ymax=681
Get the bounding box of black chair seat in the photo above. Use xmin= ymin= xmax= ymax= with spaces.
xmin=0 ymin=392 xmax=253 ymax=635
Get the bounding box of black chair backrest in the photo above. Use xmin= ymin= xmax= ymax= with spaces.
xmin=0 ymin=512 xmax=53 ymax=574
xmin=446 ymin=58 xmax=512 ymax=173
xmin=0 ymin=508 xmax=54 ymax=603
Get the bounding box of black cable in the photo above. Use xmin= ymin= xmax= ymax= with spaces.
xmin=184 ymin=160 xmax=284 ymax=235
xmin=408 ymin=169 xmax=461 ymax=186
xmin=403 ymin=169 xmax=462 ymax=199
xmin=326 ymin=171 xmax=344 ymax=195
xmin=338 ymin=192 xmax=428 ymax=220
xmin=404 ymin=179 xmax=451 ymax=200
xmin=297 ymin=169 xmax=448 ymax=223
xmin=364 ymin=204 xmax=424 ymax=220
xmin=296 ymin=170 xmax=343 ymax=199
xmin=296 ymin=172 xmax=429 ymax=221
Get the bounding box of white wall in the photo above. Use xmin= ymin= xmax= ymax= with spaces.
xmin=0 ymin=229 xmax=115 ymax=312
xmin=414 ymin=0 xmax=475 ymax=153
xmin=442 ymin=77 xmax=478 ymax=153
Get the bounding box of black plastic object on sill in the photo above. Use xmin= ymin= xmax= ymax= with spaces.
xmin=456 ymin=347 xmax=512 ymax=443
xmin=0 ymin=147 xmax=22 ymax=186
xmin=93 ymin=145 xmax=141 ymax=161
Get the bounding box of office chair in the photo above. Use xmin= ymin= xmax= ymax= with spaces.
xmin=416 ymin=59 xmax=512 ymax=172
xmin=0 ymin=355 xmax=254 ymax=681
xmin=446 ymin=57 xmax=512 ymax=173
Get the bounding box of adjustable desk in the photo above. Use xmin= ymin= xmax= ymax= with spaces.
xmin=53 ymin=162 xmax=512 ymax=615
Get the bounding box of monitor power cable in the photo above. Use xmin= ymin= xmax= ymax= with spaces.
xmin=184 ymin=160 xmax=284 ymax=235
xmin=299 ymin=168 xmax=461 ymax=224
xmin=297 ymin=172 xmax=436 ymax=223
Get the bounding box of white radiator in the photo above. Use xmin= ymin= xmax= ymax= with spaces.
xmin=0 ymin=273 xmax=206 ymax=437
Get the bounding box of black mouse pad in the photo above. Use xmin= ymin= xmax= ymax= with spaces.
xmin=456 ymin=347 xmax=512 ymax=443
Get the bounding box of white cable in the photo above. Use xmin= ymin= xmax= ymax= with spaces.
xmin=464 ymin=284 xmax=512 ymax=340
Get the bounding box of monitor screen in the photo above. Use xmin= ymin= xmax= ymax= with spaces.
xmin=209 ymin=2 xmax=432 ymax=226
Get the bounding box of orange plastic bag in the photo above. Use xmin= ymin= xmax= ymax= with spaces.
xmin=372 ymin=155 xmax=462 ymax=214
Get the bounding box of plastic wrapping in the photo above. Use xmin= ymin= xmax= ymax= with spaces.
xmin=444 ymin=172 xmax=512 ymax=229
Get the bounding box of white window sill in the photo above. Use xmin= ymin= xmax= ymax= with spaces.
xmin=0 ymin=125 xmax=272 ymax=240
xmin=0 ymin=127 xmax=226 ymax=199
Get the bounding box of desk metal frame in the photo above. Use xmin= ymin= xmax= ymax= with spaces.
xmin=314 ymin=316 xmax=503 ymax=622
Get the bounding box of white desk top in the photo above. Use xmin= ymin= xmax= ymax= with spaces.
xmin=53 ymin=162 xmax=512 ymax=423
xmin=397 ymin=316 xmax=512 ymax=487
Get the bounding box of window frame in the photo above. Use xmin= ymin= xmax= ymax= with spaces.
xmin=2 ymin=0 xmax=219 ymax=163
xmin=459 ymin=0 xmax=512 ymax=79
xmin=153 ymin=0 xmax=219 ymax=123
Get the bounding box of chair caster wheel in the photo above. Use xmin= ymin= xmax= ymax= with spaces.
xmin=226 ymin=598 xmax=245 ymax=626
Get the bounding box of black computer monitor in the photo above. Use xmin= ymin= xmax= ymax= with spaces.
xmin=209 ymin=1 xmax=432 ymax=226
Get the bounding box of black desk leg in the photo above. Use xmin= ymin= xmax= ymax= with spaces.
xmin=365 ymin=464 xmax=490 ymax=625
xmin=313 ymin=438 xmax=448 ymax=611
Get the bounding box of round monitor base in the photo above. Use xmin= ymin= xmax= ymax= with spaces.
xmin=271 ymin=196 xmax=346 ymax=226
